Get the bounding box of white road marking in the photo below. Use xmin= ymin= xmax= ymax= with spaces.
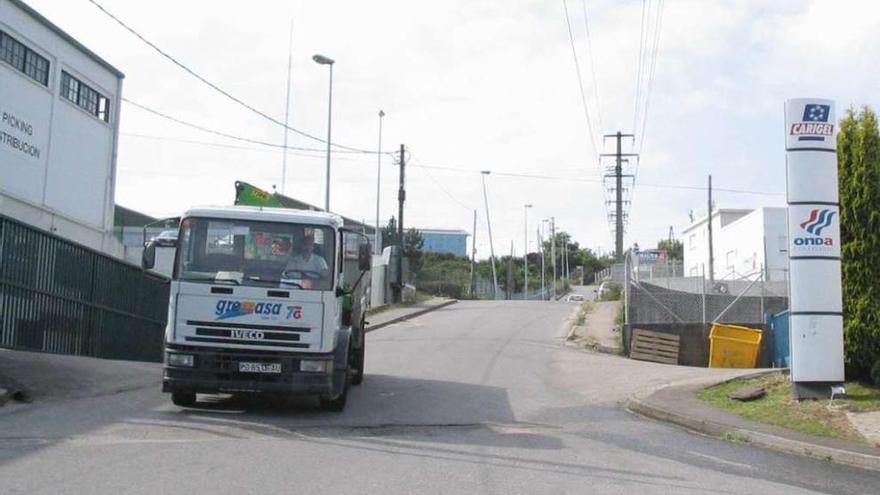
xmin=688 ymin=451 xmax=756 ymax=470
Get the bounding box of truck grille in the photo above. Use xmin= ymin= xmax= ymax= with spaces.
xmin=184 ymin=320 xmax=312 ymax=349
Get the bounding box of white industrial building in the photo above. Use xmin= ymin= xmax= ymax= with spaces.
xmin=682 ymin=207 xmax=788 ymax=282
xmin=0 ymin=0 xmax=123 ymax=254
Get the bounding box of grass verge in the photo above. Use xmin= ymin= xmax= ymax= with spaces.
xmin=697 ymin=373 xmax=880 ymax=442
xmin=575 ymin=302 xmax=594 ymax=326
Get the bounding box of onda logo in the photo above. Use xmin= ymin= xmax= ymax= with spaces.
xmin=794 ymin=209 xmax=835 ymax=246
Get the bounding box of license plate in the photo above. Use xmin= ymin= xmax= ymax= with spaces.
xmin=238 ymin=362 xmax=281 ymax=374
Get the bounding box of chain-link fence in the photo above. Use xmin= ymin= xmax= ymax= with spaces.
xmin=621 ymin=253 xmax=788 ymax=367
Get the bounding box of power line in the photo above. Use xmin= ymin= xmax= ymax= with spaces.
xmin=633 ymin=0 xmax=648 ymax=133
xmin=85 ymin=0 xmax=376 ymax=154
xmin=638 ymin=0 xmax=665 ymax=155
xmin=562 ymin=0 xmax=599 ymax=160
xmin=120 ymin=132 xmax=381 ymax=165
xmin=406 ymin=160 xmax=784 ymax=196
xmin=563 ymin=0 xmax=610 ymax=244
xmin=122 ymin=98 xmax=395 ymax=155
xmin=580 ymin=0 xmax=603 ymax=133
xmin=625 ymin=0 xmax=666 ymax=241
xmin=407 ymin=152 xmax=474 ymax=211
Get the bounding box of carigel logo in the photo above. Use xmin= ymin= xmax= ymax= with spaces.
xmin=790 ymin=104 xmax=833 ymax=142
xmin=794 ymin=209 xmax=835 ymax=246
xmin=215 ymin=300 xmax=282 ymax=320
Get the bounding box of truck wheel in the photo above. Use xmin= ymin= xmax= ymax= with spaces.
xmin=351 ymin=339 xmax=365 ymax=386
xmin=171 ymin=391 xmax=196 ymax=408
xmin=351 ymin=319 xmax=366 ymax=386
xmin=319 ymin=378 xmax=348 ymax=411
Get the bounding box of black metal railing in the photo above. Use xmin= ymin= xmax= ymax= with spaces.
xmin=0 ymin=214 xmax=169 ymax=362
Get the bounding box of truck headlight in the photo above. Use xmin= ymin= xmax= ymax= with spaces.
xmin=300 ymin=360 xmax=331 ymax=373
xmin=167 ymin=353 xmax=194 ymax=367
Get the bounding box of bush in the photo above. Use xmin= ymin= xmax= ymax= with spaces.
xmin=418 ymin=281 xmax=465 ymax=299
xmin=600 ymin=284 xmax=622 ymax=301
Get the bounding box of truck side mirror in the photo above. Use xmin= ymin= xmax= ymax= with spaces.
xmin=142 ymin=241 xmax=156 ymax=270
xmin=358 ymin=242 xmax=371 ymax=271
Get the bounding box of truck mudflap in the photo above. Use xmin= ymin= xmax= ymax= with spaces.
xmin=162 ymin=344 xmax=335 ymax=396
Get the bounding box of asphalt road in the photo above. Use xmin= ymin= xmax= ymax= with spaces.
xmin=1 ymin=296 xmax=878 ymax=494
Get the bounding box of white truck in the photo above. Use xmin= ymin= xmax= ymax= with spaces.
xmin=142 ymin=206 xmax=371 ymax=411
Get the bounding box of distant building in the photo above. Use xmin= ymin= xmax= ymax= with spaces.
xmin=0 ymin=0 xmax=124 ymax=254
xmin=682 ymin=207 xmax=788 ymax=281
xmin=419 ymin=229 xmax=469 ymax=257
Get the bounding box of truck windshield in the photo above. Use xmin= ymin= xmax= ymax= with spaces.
xmin=174 ymin=217 xmax=335 ymax=291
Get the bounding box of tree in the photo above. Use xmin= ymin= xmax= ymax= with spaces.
xmin=381 ymin=216 xmax=425 ymax=274
xmin=540 ymin=231 xmax=611 ymax=283
xmin=657 ymin=238 xmax=683 ymax=261
xmin=838 ymin=107 xmax=880 ymax=379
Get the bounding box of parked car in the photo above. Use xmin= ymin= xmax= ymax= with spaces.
xmin=566 ymin=294 xmax=586 ymax=302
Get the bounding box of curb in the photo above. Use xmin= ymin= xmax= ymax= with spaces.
xmin=365 ymin=300 xmax=458 ymax=333
xmin=625 ymin=383 xmax=880 ymax=473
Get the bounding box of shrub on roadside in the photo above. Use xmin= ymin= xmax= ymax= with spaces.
xmin=418 ymin=281 xmax=464 ymax=299
xmin=600 ymin=285 xmax=622 ymax=301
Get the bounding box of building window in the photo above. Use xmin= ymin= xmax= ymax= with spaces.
xmin=60 ymin=70 xmax=111 ymax=123
xmin=61 ymin=71 xmax=79 ymax=101
xmin=0 ymin=30 xmax=50 ymax=86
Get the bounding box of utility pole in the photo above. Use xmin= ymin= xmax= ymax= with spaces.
xmin=551 ymin=217 xmax=557 ymax=299
xmin=480 ymin=171 xmax=499 ymax=299
xmin=507 ymin=241 xmax=514 ymax=300
xmin=523 ymin=207 xmax=528 ymax=300
xmin=539 ymin=224 xmax=545 ymax=300
xmin=601 ymin=132 xmax=637 ymax=260
xmin=564 ymin=236 xmax=569 ymax=286
xmin=707 ymin=174 xmax=715 ymax=285
xmin=469 ymin=209 xmax=477 ymax=297
xmin=374 ymin=110 xmax=385 ymax=254
xmin=281 ymin=20 xmax=293 ymax=195
xmin=395 ymin=144 xmax=406 ymax=303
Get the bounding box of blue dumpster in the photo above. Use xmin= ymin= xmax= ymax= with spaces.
xmin=766 ymin=310 xmax=790 ymax=368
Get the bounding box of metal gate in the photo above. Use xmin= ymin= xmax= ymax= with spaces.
xmin=0 ymin=215 xmax=169 ymax=362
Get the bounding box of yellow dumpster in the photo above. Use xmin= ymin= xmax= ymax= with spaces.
xmin=708 ymin=324 xmax=763 ymax=368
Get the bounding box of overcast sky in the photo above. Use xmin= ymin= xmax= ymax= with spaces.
xmin=27 ymin=0 xmax=880 ymax=259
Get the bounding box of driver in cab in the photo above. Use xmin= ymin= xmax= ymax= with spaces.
xmin=284 ymin=234 xmax=329 ymax=288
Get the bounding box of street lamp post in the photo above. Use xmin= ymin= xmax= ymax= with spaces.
xmin=375 ymin=110 xmax=385 ymax=254
xmin=551 ymin=217 xmax=557 ymax=299
xmin=541 ymin=219 xmax=549 ymax=300
xmin=523 ymin=204 xmax=532 ymax=300
xmin=480 ymin=171 xmax=499 ymax=299
xmin=313 ymin=54 xmax=335 ymax=211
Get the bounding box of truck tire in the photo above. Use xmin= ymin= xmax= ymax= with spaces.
xmin=351 ymin=338 xmax=365 ymax=386
xmin=319 ymin=377 xmax=348 ymax=411
xmin=351 ymin=318 xmax=366 ymax=386
xmin=171 ymin=391 xmax=196 ymax=408
xmin=320 ymin=336 xmax=351 ymax=411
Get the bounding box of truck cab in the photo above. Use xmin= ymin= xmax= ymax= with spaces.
xmin=143 ymin=206 xmax=370 ymax=411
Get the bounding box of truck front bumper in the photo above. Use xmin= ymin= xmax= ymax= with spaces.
xmin=162 ymin=344 xmax=334 ymax=396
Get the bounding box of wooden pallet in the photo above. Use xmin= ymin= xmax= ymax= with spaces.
xmin=630 ymin=329 xmax=680 ymax=365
